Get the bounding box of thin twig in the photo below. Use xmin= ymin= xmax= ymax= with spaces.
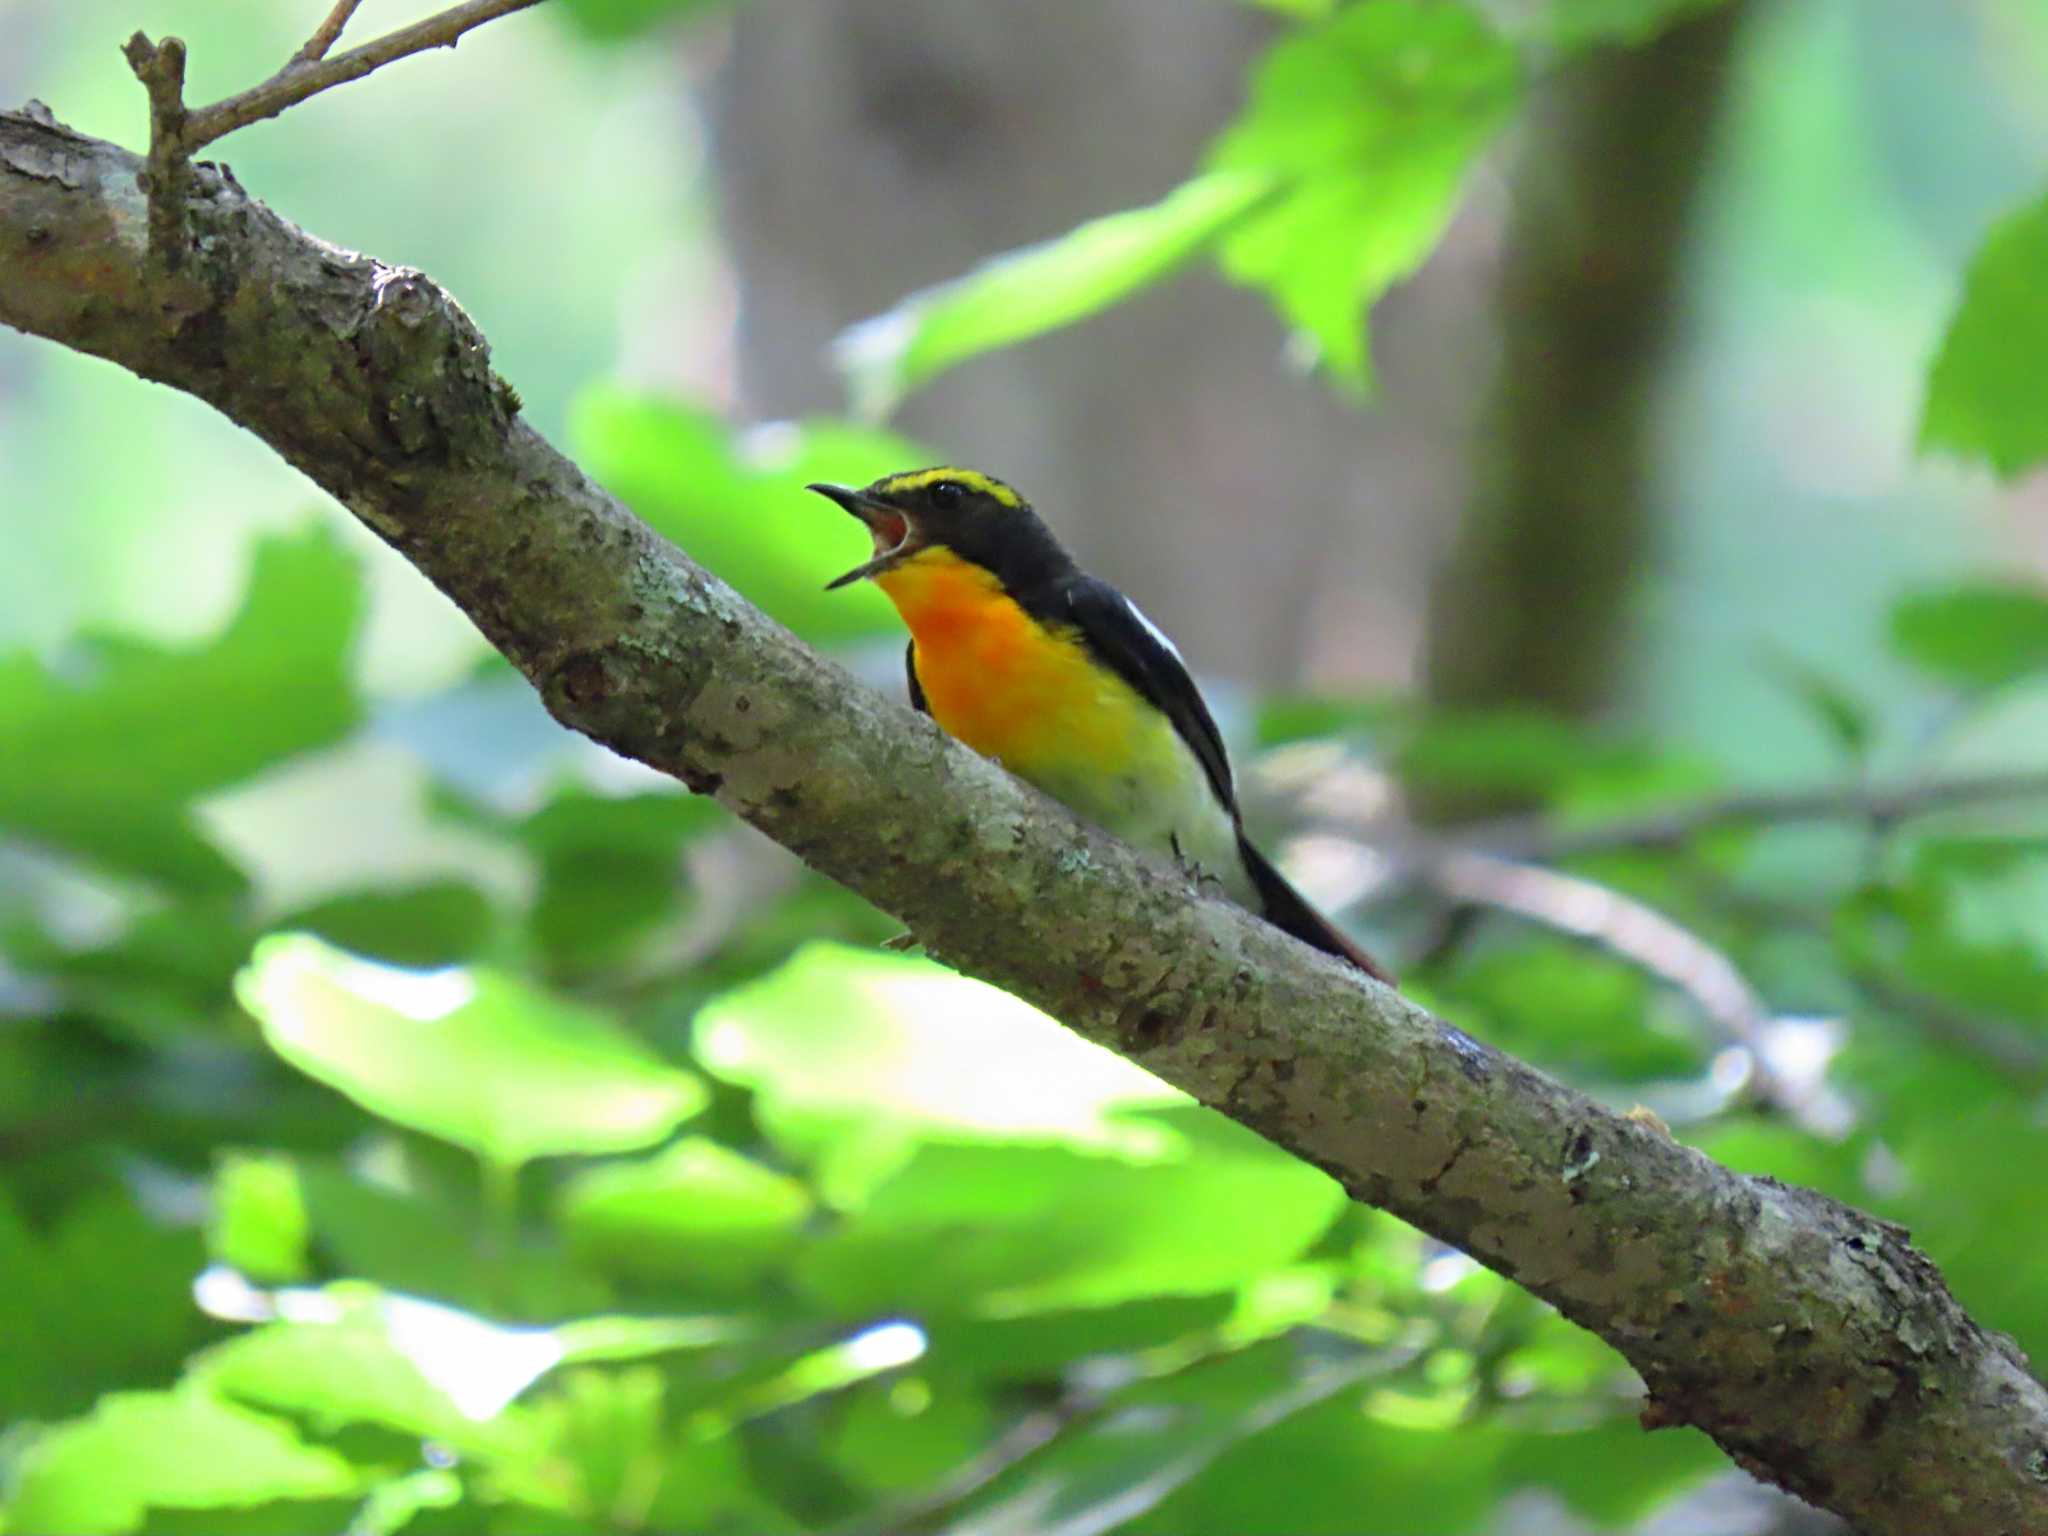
xmin=122 ymin=1 xmax=544 ymax=260
xmin=1476 ymin=770 xmax=2048 ymax=862
xmin=183 ymin=0 xmax=547 ymax=155
xmin=1424 ymin=848 xmax=1797 ymax=1112
xmin=292 ymin=0 xmax=369 ymax=66
xmin=120 ymin=31 xmax=190 ymax=255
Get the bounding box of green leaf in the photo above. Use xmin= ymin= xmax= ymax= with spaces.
xmin=1762 ymin=649 xmax=1874 ymax=761
xmin=514 ymin=788 xmax=721 ymax=973
xmin=828 ymin=1373 xmax=995 ymax=1496
xmin=1838 ymin=843 xmax=2048 ymax=1024
xmin=1396 ymin=707 xmax=1667 ymax=802
xmin=1886 ymin=1104 xmax=2048 ymax=1364
xmin=0 ymin=1188 xmax=215 ymax=1422
xmin=492 ymin=1364 xmax=771 ymax=1532
xmin=950 ymin=1343 xmax=1413 ymax=1536
xmin=1889 ymin=581 xmax=2048 ymax=690
xmin=921 ymin=1294 xmax=1235 ymax=1381
xmin=555 ymin=0 xmax=733 ymax=39
xmin=1437 ymin=943 xmax=1709 ymax=1083
xmin=1543 ymin=0 xmax=1731 ymax=51
xmin=208 ymin=1152 xmax=312 ymax=1284
xmin=1922 ymin=188 xmax=2048 ymax=478
xmin=693 ymin=944 xmax=1179 ymax=1201
xmin=197 ymin=1303 xmax=477 ymax=1450
xmin=1254 ymin=692 xmax=1401 ymax=749
xmin=560 ymin=1137 xmax=814 ymax=1291
xmin=1500 ymin=1417 xmax=1723 ymax=1524
xmin=835 ymin=172 xmax=1274 ymax=419
xmin=237 ymin=935 xmax=706 ymax=1165
xmin=1206 ymin=1 xmax=1519 ymax=388
xmin=345 ymin=1469 xmax=463 ymax=1536
xmin=797 ymin=1110 xmax=1344 ymax=1314
xmin=4 ymin=1390 xmax=360 ymax=1536
xmin=290 ymin=1158 xmax=490 ymax=1303
xmin=1122 ymin=1381 xmax=1507 ymax=1536
xmin=280 ymin=882 xmax=496 ymax=970
xmin=0 ymin=528 xmax=362 ymax=893
xmin=570 ymin=391 xmax=931 ymax=644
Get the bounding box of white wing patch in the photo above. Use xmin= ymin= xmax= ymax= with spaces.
xmin=1122 ymin=596 xmax=1184 ymax=665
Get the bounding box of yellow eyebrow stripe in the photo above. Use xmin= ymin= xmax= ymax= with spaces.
xmin=878 ymin=466 xmax=1024 ymax=509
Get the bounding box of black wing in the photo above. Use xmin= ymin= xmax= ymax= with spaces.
xmin=1060 ymin=577 xmax=1237 ymax=815
xmin=905 ymin=639 xmax=928 ymax=715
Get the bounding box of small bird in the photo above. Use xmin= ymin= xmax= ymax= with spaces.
xmin=808 ymin=467 xmax=1393 ymax=984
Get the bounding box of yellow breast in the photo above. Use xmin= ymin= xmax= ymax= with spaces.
xmin=873 ymin=548 xmax=1248 ymax=900
xmin=875 ymin=550 xmax=1151 ymax=790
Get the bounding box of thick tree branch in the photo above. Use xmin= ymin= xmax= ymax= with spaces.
xmin=3 ymin=107 xmax=2046 ymax=1535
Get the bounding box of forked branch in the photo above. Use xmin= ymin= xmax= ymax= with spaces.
xmin=122 ymin=0 xmax=543 ymax=250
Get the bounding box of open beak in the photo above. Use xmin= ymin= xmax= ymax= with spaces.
xmin=809 ymin=482 xmax=922 ymax=589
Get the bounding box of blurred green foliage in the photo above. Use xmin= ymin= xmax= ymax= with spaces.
xmin=5 ymin=0 xmax=2048 ymax=1533
xmin=5 ymin=461 xmax=2046 ymax=1535
xmin=1922 ymin=189 xmax=2048 ymax=477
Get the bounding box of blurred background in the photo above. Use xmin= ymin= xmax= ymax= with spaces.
xmin=2 ymin=0 xmax=2046 ymax=1532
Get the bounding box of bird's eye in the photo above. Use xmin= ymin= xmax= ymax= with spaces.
xmin=927 ymin=480 xmax=966 ymax=510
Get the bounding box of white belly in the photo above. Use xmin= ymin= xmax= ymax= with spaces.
xmin=1035 ymin=734 xmax=1254 ymax=909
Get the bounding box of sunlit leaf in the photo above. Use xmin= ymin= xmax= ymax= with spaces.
xmin=1889 ymin=581 xmax=2048 ymax=690
xmin=237 ymin=935 xmax=705 ymax=1165
xmin=208 ymin=1152 xmax=312 ymax=1284
xmin=1206 ymin=1 xmax=1519 ymax=388
xmin=1922 ymin=187 xmax=2048 ymax=478
xmin=4 ymin=1389 xmax=360 ymax=1536
xmin=197 ymin=1301 xmax=480 ymax=1450
xmin=0 ymin=528 xmax=361 ymax=892
xmin=561 ymin=1137 xmax=814 ymax=1291
xmin=835 ymin=171 xmax=1273 ymax=419
xmin=693 ymin=944 xmax=1179 ymax=1201
xmin=571 ymin=390 xmax=931 ymax=644
xmin=798 ymin=1110 xmax=1344 ymax=1314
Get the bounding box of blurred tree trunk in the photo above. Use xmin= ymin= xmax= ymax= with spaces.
xmin=1423 ymin=5 xmax=1750 ymax=722
xmin=706 ymin=1 xmax=1471 ymax=692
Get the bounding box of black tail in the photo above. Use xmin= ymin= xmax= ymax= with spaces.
xmin=1237 ymin=834 xmax=1396 ymax=986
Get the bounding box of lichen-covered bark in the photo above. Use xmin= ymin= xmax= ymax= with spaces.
xmin=3 ymin=107 xmax=2046 ymax=1534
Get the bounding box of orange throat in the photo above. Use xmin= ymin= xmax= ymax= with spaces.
xmin=873 ymin=549 xmax=1099 ymax=774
